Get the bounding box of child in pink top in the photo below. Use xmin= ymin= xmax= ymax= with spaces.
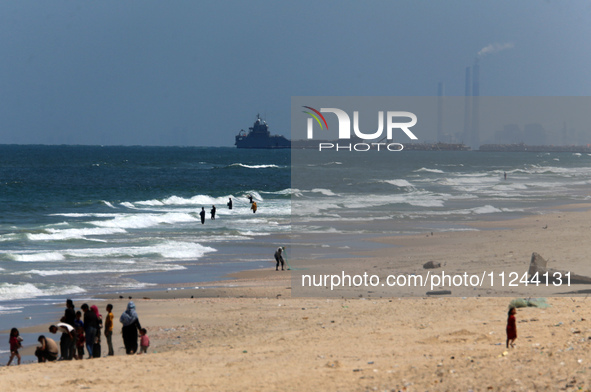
xmin=138 ymin=328 xmax=149 ymax=354
xmin=7 ymin=328 xmax=22 ymax=366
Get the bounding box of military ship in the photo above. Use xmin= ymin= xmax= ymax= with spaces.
xmin=235 ymin=114 xmax=290 ymax=149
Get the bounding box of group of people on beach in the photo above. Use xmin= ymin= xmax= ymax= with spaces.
xmin=198 ymin=195 xmax=258 ymax=224
xmin=6 ymin=300 xmax=149 ymax=366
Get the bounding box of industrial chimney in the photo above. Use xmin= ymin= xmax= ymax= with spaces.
xmin=471 ymin=59 xmax=480 ymax=149
xmin=437 ymin=82 xmax=444 ymax=142
xmin=463 ymin=67 xmax=471 ymax=144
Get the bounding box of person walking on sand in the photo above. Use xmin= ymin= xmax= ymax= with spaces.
xmin=274 ymin=247 xmax=285 ymax=271
xmin=199 ymin=207 xmax=206 ymax=224
xmin=506 ymin=307 xmax=517 ymax=348
xmin=120 ymin=301 xmax=142 ymax=355
xmin=227 ymin=197 xmax=233 ymax=210
xmin=211 ymin=205 xmax=216 ymax=220
xmin=138 ymin=328 xmax=150 ymax=355
xmin=251 ymin=201 xmax=257 ymax=213
xmin=105 ymin=304 xmax=115 ymax=356
xmin=6 ymin=328 xmax=22 ymax=366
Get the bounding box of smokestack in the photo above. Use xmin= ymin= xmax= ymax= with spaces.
xmin=463 ymin=67 xmax=471 ymax=144
xmin=437 ymin=82 xmax=444 ymax=142
xmin=471 ymin=59 xmax=480 ymax=149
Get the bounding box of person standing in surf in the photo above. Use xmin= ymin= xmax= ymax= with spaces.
xmin=274 ymin=247 xmax=285 ymax=271
xmin=227 ymin=197 xmax=232 ymax=210
xmin=211 ymin=205 xmax=216 ymax=220
xmin=199 ymin=207 xmax=205 ymax=224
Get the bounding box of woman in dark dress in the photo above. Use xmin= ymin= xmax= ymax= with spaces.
xmin=120 ymin=301 xmax=141 ymax=354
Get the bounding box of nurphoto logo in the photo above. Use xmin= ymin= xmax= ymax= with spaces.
xmin=302 ymin=106 xmax=418 ymax=151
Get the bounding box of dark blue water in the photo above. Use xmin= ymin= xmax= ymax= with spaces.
xmin=0 ymin=146 xmax=291 ymax=336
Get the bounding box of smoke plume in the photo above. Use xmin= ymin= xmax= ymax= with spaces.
xmin=477 ymin=42 xmax=514 ymax=58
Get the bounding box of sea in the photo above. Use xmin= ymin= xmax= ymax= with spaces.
xmin=2 ymin=145 xmax=591 ymax=358
xmin=0 ymin=145 xmax=291 ymax=346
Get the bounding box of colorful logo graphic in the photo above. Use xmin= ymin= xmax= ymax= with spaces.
xmin=302 ymin=106 xmax=328 ymax=132
xmin=301 ymin=105 xmax=418 ymax=151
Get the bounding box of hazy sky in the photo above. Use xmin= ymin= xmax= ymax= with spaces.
xmin=1 ymin=1 xmax=591 ymax=146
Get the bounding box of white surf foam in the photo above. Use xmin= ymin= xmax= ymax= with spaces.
xmin=472 ymin=205 xmax=502 ymax=214
xmin=90 ymin=212 xmax=197 ymax=230
xmin=8 ymin=252 xmax=66 ymax=262
xmin=415 ymin=167 xmax=445 ymax=174
xmin=381 ymin=179 xmax=415 ymax=188
xmin=6 ymin=241 xmax=217 ymax=263
xmin=134 ymin=195 xmax=237 ymax=207
xmin=260 ymin=188 xmax=296 ymax=196
xmin=0 ymin=283 xmax=86 ymax=301
xmin=27 ymin=227 xmax=127 ymax=241
xmin=13 ymin=264 xmax=186 ymax=276
xmin=229 ymin=163 xmax=280 ymax=169
xmin=0 ymin=304 xmax=24 ymax=315
xmin=310 ymin=188 xmax=337 ymax=196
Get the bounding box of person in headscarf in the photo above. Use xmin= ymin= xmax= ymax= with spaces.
xmin=120 ymin=301 xmax=142 ymax=355
xmin=90 ymin=305 xmax=103 ymax=357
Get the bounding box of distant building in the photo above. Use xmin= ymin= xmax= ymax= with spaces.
xmin=523 ymin=123 xmax=546 ymax=146
xmin=494 ymin=124 xmax=522 ymax=144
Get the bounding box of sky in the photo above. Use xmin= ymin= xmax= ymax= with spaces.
xmin=1 ymin=0 xmax=591 ymax=146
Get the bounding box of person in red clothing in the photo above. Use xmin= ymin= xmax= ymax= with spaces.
xmin=506 ymin=307 xmax=517 ymax=348
xmin=6 ymin=328 xmax=22 ymax=366
xmin=138 ymin=328 xmax=150 ymax=355
xmin=75 ymin=325 xmax=85 ymax=360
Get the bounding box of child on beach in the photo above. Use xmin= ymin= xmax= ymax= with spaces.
xmin=138 ymin=328 xmax=150 ymax=355
xmin=75 ymin=310 xmax=84 ymax=330
xmin=506 ymin=307 xmax=517 ymax=348
xmin=6 ymin=328 xmax=22 ymax=366
xmin=75 ymin=325 xmax=85 ymax=360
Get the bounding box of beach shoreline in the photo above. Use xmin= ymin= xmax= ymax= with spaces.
xmin=7 ymin=201 xmax=591 ymax=334
xmin=4 ymin=204 xmax=591 ymax=390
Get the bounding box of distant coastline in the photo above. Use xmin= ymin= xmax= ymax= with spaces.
xmin=479 ymin=143 xmax=591 ymax=153
xmin=290 ymin=140 xmax=591 ymax=153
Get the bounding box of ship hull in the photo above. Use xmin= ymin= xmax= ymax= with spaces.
xmin=235 ymin=135 xmax=291 ymax=149
xmin=235 ymin=115 xmax=291 ymax=149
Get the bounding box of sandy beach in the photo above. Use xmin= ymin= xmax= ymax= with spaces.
xmin=3 ymin=206 xmax=591 ymax=391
